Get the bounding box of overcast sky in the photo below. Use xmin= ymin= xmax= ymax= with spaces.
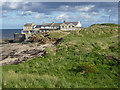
xmin=1 ymin=1 xmax=118 ymax=29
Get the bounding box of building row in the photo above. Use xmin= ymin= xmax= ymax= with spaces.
xmin=21 ymin=20 xmax=82 ymax=35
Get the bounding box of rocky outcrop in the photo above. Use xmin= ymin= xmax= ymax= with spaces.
xmin=1 ymin=32 xmax=64 ymax=65
xmin=0 ymin=43 xmax=53 ymax=65
xmin=54 ymin=38 xmax=63 ymax=45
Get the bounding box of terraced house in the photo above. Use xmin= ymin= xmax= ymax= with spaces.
xmin=22 ymin=22 xmax=36 ymax=34
xmin=21 ymin=20 xmax=82 ymax=35
xmin=60 ymin=20 xmax=81 ymax=31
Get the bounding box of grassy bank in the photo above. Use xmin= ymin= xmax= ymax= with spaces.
xmin=2 ymin=24 xmax=119 ymax=88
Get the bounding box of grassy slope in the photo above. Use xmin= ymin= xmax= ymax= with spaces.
xmin=48 ymin=30 xmax=70 ymax=39
xmin=2 ymin=24 xmax=119 ymax=88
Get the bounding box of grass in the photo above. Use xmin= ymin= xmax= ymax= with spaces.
xmin=2 ymin=24 xmax=119 ymax=88
xmin=48 ymin=30 xmax=70 ymax=39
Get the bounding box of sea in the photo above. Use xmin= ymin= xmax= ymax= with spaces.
xmin=0 ymin=29 xmax=22 ymax=39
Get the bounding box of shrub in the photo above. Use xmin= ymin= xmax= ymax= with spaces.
xmin=73 ymin=62 xmax=97 ymax=73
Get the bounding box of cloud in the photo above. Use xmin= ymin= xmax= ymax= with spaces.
xmin=80 ymin=13 xmax=91 ymax=19
xmin=2 ymin=2 xmax=118 ymax=17
xmin=58 ymin=5 xmax=95 ymax=12
xmin=112 ymin=19 xmax=117 ymax=21
xmin=19 ymin=11 xmax=34 ymax=16
xmin=91 ymin=11 xmax=99 ymax=15
xmin=56 ymin=13 xmax=69 ymax=20
xmin=2 ymin=2 xmax=23 ymax=11
xmin=34 ymin=13 xmax=42 ymax=19
xmin=35 ymin=13 xmax=40 ymax=19
xmin=2 ymin=10 xmax=8 ymax=13
xmin=1 ymin=2 xmax=118 ymax=28
xmin=9 ymin=2 xmax=20 ymax=9
xmin=34 ymin=13 xmax=50 ymax=19
xmin=59 ymin=5 xmax=70 ymax=11
xmin=75 ymin=5 xmax=95 ymax=12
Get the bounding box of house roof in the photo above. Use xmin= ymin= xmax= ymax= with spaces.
xmin=65 ymin=22 xmax=78 ymax=25
xmin=24 ymin=23 xmax=33 ymax=26
xmin=35 ymin=25 xmax=42 ymax=28
xmin=52 ymin=23 xmax=62 ymax=27
xmin=42 ymin=23 xmax=53 ymax=27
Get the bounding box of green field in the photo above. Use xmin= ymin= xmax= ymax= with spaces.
xmin=2 ymin=23 xmax=119 ymax=88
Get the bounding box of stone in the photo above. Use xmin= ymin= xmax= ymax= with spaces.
xmin=14 ymin=33 xmax=26 ymax=42
xmin=1 ymin=42 xmax=53 ymax=65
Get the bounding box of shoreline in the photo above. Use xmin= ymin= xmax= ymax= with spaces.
xmin=0 ymin=42 xmax=53 ymax=65
xmin=0 ymin=31 xmax=64 ymax=65
xmin=0 ymin=38 xmax=14 ymax=45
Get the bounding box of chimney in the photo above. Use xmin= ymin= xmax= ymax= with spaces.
xmin=64 ymin=20 xmax=66 ymax=23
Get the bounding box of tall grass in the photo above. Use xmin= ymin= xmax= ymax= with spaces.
xmin=2 ymin=24 xmax=119 ymax=88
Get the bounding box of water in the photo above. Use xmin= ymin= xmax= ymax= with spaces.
xmin=1 ymin=29 xmax=22 ymax=39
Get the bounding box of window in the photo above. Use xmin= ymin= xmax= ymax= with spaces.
xmin=72 ymin=26 xmax=74 ymax=27
xmin=62 ymin=26 xmax=64 ymax=28
xmin=69 ymin=26 xmax=71 ymax=28
xmin=23 ymin=31 xmax=28 ymax=33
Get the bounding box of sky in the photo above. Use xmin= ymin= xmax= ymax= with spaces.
xmin=1 ymin=1 xmax=118 ymax=29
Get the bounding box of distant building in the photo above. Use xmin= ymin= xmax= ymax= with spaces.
xmin=60 ymin=20 xmax=82 ymax=31
xmin=33 ymin=25 xmax=41 ymax=33
xmin=40 ymin=22 xmax=54 ymax=33
xmin=21 ymin=22 xmax=36 ymax=34
xmin=41 ymin=22 xmax=54 ymax=29
xmin=21 ymin=20 xmax=82 ymax=37
xmin=52 ymin=23 xmax=62 ymax=30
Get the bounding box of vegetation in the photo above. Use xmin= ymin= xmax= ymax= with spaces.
xmin=100 ymin=23 xmax=120 ymax=26
xmin=2 ymin=23 xmax=119 ymax=88
xmin=90 ymin=23 xmax=120 ymax=27
xmin=48 ymin=30 xmax=70 ymax=39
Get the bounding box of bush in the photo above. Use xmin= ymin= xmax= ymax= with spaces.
xmin=73 ymin=62 xmax=97 ymax=73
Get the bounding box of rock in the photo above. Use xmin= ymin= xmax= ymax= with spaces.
xmin=2 ymin=55 xmax=8 ymax=60
xmin=10 ymin=54 xmax=20 ymax=58
xmin=30 ymin=49 xmax=43 ymax=56
xmin=13 ymin=61 xmax=23 ymax=65
xmin=9 ymin=51 xmax=15 ymax=56
xmin=37 ymin=44 xmax=41 ymax=46
xmin=1 ymin=43 xmax=53 ymax=65
xmin=41 ymin=50 xmax=47 ymax=56
xmin=54 ymin=38 xmax=63 ymax=46
xmin=29 ymin=45 xmax=34 ymax=47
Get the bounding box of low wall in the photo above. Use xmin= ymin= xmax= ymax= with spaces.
xmin=14 ymin=33 xmax=26 ymax=42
